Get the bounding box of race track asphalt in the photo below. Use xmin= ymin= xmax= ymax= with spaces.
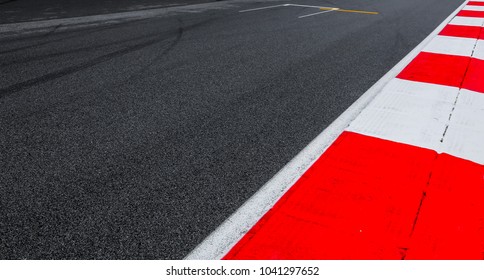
xmin=0 ymin=0 xmax=464 ymax=259
xmin=0 ymin=0 xmax=216 ymax=24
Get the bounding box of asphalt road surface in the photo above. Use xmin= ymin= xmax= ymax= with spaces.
xmin=0 ymin=0 xmax=217 ymax=24
xmin=0 ymin=0 xmax=464 ymax=259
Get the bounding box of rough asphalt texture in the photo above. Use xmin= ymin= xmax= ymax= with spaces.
xmin=0 ymin=0 xmax=464 ymax=259
xmin=0 ymin=0 xmax=217 ymax=24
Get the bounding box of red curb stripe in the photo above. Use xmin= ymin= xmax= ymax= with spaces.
xmin=224 ymin=132 xmax=436 ymax=259
xmin=468 ymin=1 xmax=484 ymax=6
xmin=439 ymin=24 xmax=482 ymax=39
xmin=462 ymin=57 xmax=484 ymax=93
xmin=396 ymin=52 xmax=470 ymax=89
xmin=457 ymin=10 xmax=484 ymax=17
xmin=406 ymin=154 xmax=484 ymax=259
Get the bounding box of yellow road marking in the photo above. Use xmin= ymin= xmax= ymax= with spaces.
xmin=319 ymin=7 xmax=379 ymax=15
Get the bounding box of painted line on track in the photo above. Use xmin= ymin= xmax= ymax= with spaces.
xmin=239 ymin=4 xmax=334 ymax=13
xmin=239 ymin=4 xmax=378 ymax=17
xmin=186 ymin=0 xmax=471 ymax=260
xmin=238 ymin=4 xmax=287 ymax=13
xmin=319 ymin=7 xmax=379 ymax=15
xmin=298 ymin=10 xmax=335 ymax=19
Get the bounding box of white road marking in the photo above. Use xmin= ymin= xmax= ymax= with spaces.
xmin=185 ymin=0 xmax=470 ymax=260
xmin=287 ymin=4 xmax=334 ymax=9
xmin=238 ymin=4 xmax=287 ymax=13
xmin=298 ymin=9 xmax=334 ymax=19
xmin=239 ymin=3 xmax=336 ymax=13
xmin=238 ymin=3 xmax=376 ymax=17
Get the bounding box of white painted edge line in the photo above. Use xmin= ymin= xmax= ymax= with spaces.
xmin=298 ymin=10 xmax=335 ymax=19
xmin=239 ymin=4 xmax=287 ymax=13
xmin=185 ymin=0 xmax=470 ymax=260
xmin=239 ymin=4 xmax=335 ymax=13
xmin=287 ymin=4 xmax=335 ymax=9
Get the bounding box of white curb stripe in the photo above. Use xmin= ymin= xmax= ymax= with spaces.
xmin=423 ymin=35 xmax=477 ymax=57
xmin=449 ymin=16 xmax=484 ymax=26
xmin=463 ymin=5 xmax=484 ymax=11
xmin=347 ymin=79 xmax=458 ymax=153
xmin=442 ymin=89 xmax=484 ymax=165
xmin=472 ymin=40 xmax=484 ymax=60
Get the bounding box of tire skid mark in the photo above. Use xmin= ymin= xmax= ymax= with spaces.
xmin=1 ymin=28 xmax=179 ymax=66
xmin=0 ymin=17 xmax=215 ymax=98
